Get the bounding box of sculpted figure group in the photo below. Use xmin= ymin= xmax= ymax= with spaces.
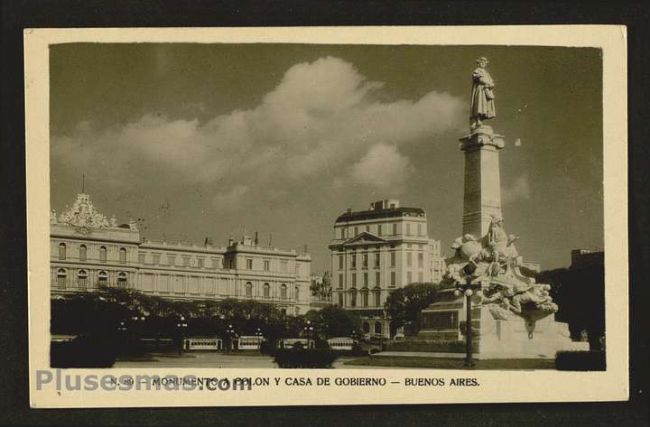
xmin=446 ymin=215 xmax=558 ymax=320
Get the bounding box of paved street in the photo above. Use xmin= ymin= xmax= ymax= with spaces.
xmin=113 ymin=351 xmax=400 ymax=369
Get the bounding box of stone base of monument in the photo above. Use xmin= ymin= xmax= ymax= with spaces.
xmin=467 ymin=307 xmax=588 ymax=359
xmin=387 ymin=290 xmax=588 ymax=360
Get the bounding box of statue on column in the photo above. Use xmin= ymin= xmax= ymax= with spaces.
xmin=470 ymin=56 xmax=496 ymax=130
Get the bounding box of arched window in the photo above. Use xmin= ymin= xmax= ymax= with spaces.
xmin=77 ymin=269 xmax=88 ymax=288
xmin=350 ymin=289 xmax=357 ymax=307
xmin=280 ymin=284 xmax=287 ymax=299
xmin=374 ymin=321 xmax=382 ymax=335
xmin=118 ymin=272 xmax=128 ymax=288
xmin=338 ymin=293 xmax=344 ymax=307
xmin=361 ymin=290 xmax=368 ymax=307
xmin=79 ymin=244 xmax=87 ymax=261
xmin=99 ymin=246 xmax=107 ymax=263
xmin=245 ymin=282 xmax=253 ymax=298
xmin=119 ymin=248 xmax=127 ymax=264
xmin=263 ymin=283 xmax=270 ymax=298
xmin=363 ymin=322 xmax=370 ymax=333
xmin=373 ymin=289 xmax=381 ymax=307
xmin=56 ymin=268 xmax=66 ymax=288
xmin=295 ymin=286 xmax=300 ymax=301
xmin=98 ymin=270 xmax=108 ymax=286
xmin=58 ymin=243 xmax=66 ymax=260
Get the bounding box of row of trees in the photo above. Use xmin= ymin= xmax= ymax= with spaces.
xmin=52 ymin=261 xmax=603 ymax=345
xmin=51 ymin=286 xmax=360 ymax=342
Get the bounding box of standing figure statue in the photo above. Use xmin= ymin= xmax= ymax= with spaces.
xmin=470 ymin=56 xmax=496 ymax=130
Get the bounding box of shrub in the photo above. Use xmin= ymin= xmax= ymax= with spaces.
xmin=555 ymin=351 xmax=606 ymax=371
xmin=272 ymin=349 xmax=339 ymax=368
xmin=259 ymin=340 xmax=274 ymax=355
xmin=51 ymin=334 xmax=118 ymax=368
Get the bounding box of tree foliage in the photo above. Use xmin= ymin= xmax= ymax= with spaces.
xmin=304 ymin=305 xmax=361 ymax=338
xmin=384 ymin=282 xmax=440 ymax=335
xmin=51 ymin=287 xmax=365 ymax=344
xmin=52 ymin=286 xmax=290 ymax=340
xmin=537 ymin=261 xmax=604 ymax=348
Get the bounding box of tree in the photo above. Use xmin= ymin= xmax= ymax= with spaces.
xmin=304 ymin=305 xmax=361 ymax=338
xmin=537 ymin=259 xmax=604 ymax=348
xmin=384 ymin=282 xmax=440 ymax=336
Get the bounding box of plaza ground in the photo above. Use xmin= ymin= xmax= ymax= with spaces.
xmin=344 ymin=355 xmax=555 ymax=370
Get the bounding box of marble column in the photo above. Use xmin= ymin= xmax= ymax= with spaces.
xmin=459 ymin=125 xmax=505 ymax=238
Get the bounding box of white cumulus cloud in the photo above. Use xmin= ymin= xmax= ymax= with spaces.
xmin=349 ymin=144 xmax=413 ymax=193
xmin=52 ymin=56 xmax=464 ymax=212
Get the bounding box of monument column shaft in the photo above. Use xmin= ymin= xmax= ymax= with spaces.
xmin=462 ymin=142 xmax=503 ymax=238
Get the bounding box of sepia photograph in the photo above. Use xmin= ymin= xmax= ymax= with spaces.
xmin=25 ymin=26 xmax=628 ymax=407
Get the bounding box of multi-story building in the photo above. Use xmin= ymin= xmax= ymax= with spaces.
xmin=328 ymin=199 xmax=445 ymax=338
xmin=570 ymin=249 xmax=604 ymax=270
xmin=50 ymin=193 xmax=311 ymax=315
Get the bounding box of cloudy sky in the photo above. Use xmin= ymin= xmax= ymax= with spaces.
xmin=50 ymin=43 xmax=603 ymax=273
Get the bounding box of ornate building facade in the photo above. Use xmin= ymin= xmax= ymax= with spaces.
xmin=50 ymin=193 xmax=312 ymax=315
xmin=328 ymin=200 xmax=445 ymax=337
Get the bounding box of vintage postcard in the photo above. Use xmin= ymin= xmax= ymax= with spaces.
xmin=25 ymin=26 xmax=628 ymax=407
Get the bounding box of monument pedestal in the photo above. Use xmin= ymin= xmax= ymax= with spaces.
xmin=476 ymin=309 xmax=588 ymax=359
xmin=414 ymin=290 xmax=588 ymax=359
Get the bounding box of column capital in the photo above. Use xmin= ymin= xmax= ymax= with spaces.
xmin=459 ymin=125 xmax=505 ymax=152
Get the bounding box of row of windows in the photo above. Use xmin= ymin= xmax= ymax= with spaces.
xmin=244 ymin=258 xmax=290 ymax=272
xmin=362 ymin=321 xmax=383 ymax=335
xmin=54 ymin=269 xmax=303 ymax=300
xmin=338 ymin=252 xmax=424 ymax=270
xmin=338 ymin=222 xmax=426 ymax=239
xmin=58 ymin=243 xmax=127 ymax=264
xmin=343 ymin=243 xmax=428 ymax=251
xmin=139 ymin=252 xmax=222 ymax=269
xmin=337 ymin=270 xmax=425 ymax=288
xmin=55 ymin=268 xmax=127 ymax=288
xmin=336 ymin=289 xmax=382 ymax=308
xmin=243 ymin=282 xmax=299 ymax=300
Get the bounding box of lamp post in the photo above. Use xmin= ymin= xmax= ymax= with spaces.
xmin=225 ymin=324 xmax=236 ymax=352
xmin=255 ymin=327 xmax=263 ymax=350
xmin=454 ymin=281 xmax=483 ymax=368
xmin=176 ymin=315 xmax=188 ymax=355
xmin=131 ymin=314 xmax=147 ymax=337
xmin=117 ymin=321 xmax=128 ymax=333
xmin=303 ymin=320 xmax=314 ymax=348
